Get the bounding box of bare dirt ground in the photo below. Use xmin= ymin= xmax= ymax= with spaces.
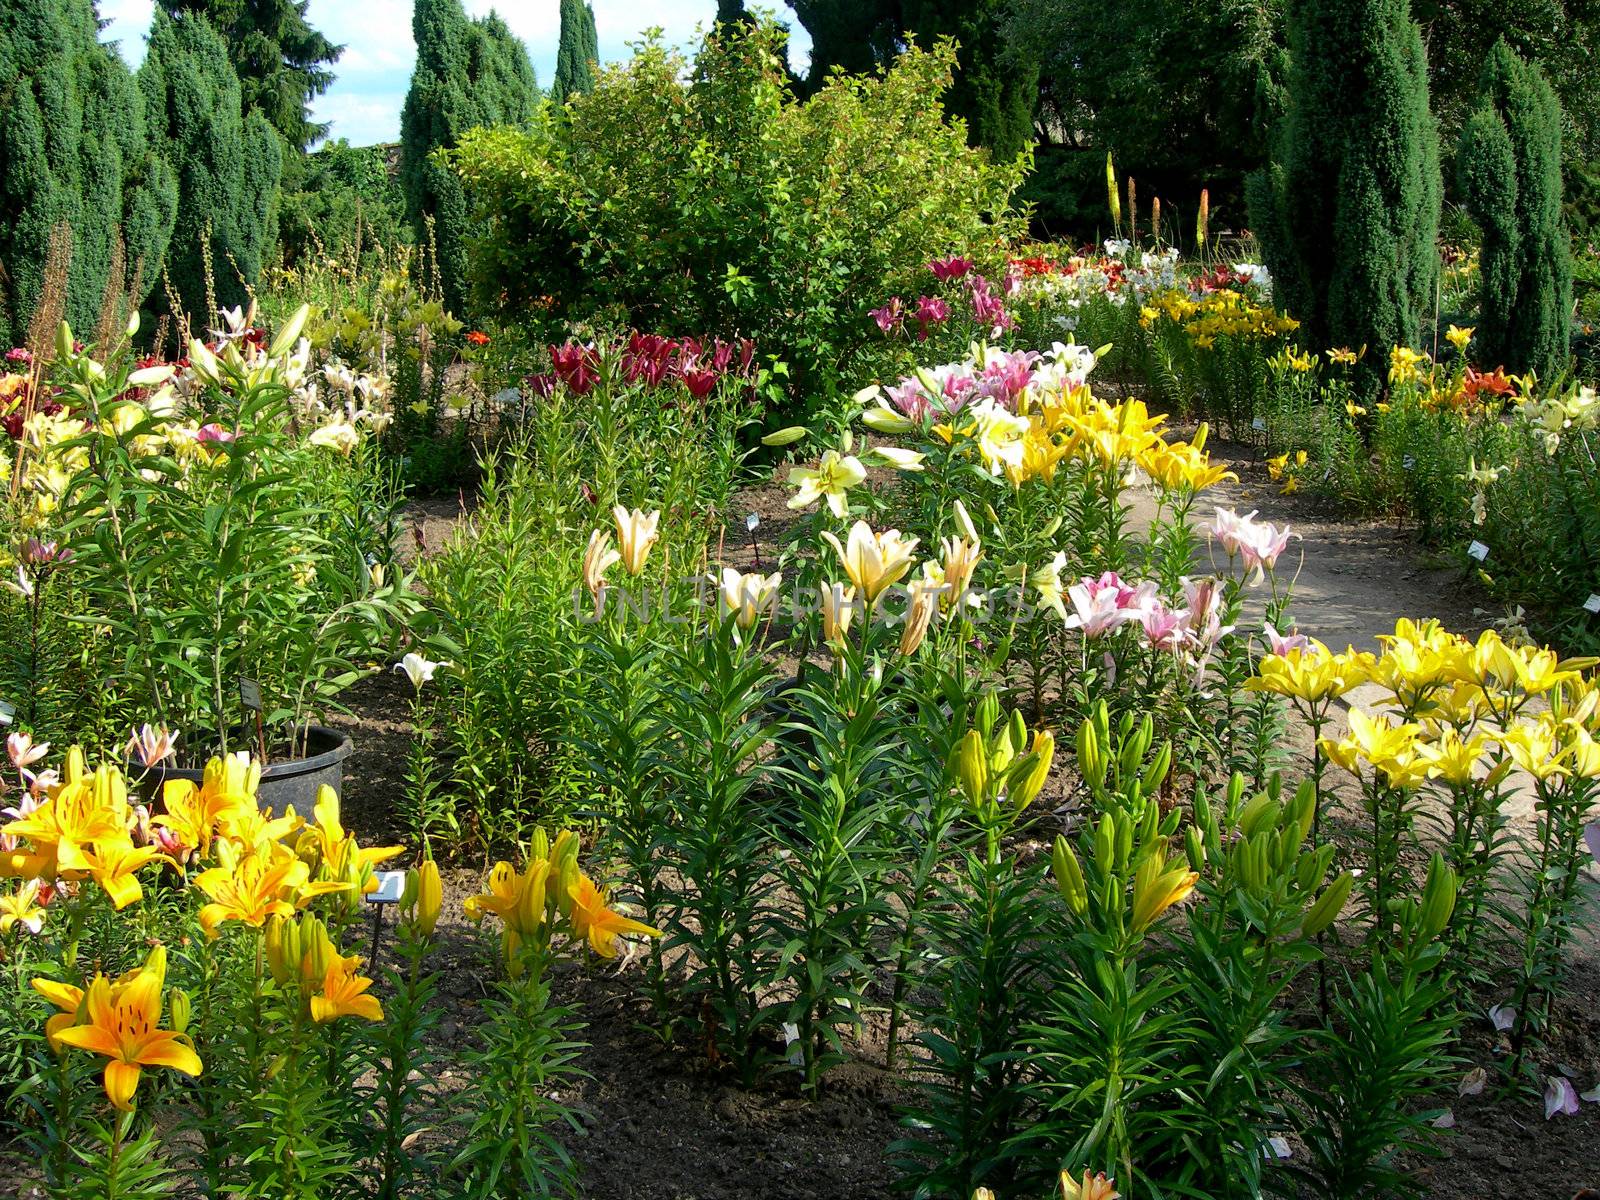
xmin=318 ymin=440 xmax=1600 ymax=1200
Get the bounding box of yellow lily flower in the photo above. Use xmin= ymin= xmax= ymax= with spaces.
xmin=298 ymin=786 xmax=403 ymax=892
xmin=1245 ymin=641 xmax=1373 ymax=703
xmin=787 ymin=449 xmax=867 ymax=518
xmin=51 ymin=946 xmax=202 ymax=1110
xmin=1130 ymin=853 xmax=1199 ymax=931
xmin=567 ymin=873 xmax=662 ymax=958
xmin=78 ymin=836 xmax=168 ymax=910
xmin=155 ymin=751 xmax=260 ymax=858
xmin=821 ymin=521 xmax=918 ymax=604
xmin=611 ymin=505 xmax=661 ymax=575
xmin=3 ymin=757 xmax=129 ymax=877
xmin=1446 ymin=324 xmax=1474 ymax=353
xmin=465 ymin=858 xmax=552 ymax=968
xmin=0 ymin=879 xmax=46 ymax=934
xmin=581 ymin=528 xmax=621 ymax=610
xmin=311 ymin=957 xmax=385 ymax=1023
xmin=715 ymin=567 xmax=784 ymax=630
xmin=192 ymin=840 xmax=348 ymax=938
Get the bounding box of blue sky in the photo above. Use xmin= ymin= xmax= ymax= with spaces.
xmin=98 ymin=1 xmax=810 ymax=147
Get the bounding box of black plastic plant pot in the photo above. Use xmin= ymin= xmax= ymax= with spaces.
xmin=134 ymin=725 xmax=353 ymax=813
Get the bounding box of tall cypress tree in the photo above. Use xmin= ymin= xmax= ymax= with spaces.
xmin=900 ymin=0 xmax=1037 ymax=159
xmin=400 ymin=0 xmax=538 ymax=314
xmin=140 ymin=9 xmax=283 ymax=324
xmin=155 ymin=0 xmax=342 ymax=153
xmin=1249 ymin=0 xmax=1441 ymax=398
xmin=1457 ymin=41 xmax=1570 ymax=379
xmin=0 ymin=0 xmax=177 ymax=348
xmin=552 ymin=0 xmax=598 ymax=103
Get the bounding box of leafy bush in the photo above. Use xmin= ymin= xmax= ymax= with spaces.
xmin=277 ymin=140 xmax=409 ymax=270
xmin=448 ymin=22 xmax=1026 ymax=414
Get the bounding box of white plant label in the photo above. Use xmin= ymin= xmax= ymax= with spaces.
xmin=0 ymin=699 xmax=14 ymax=726
xmin=746 ymin=513 xmax=760 ymax=533
xmin=367 ymin=870 xmax=406 ymax=904
xmin=1467 ymin=541 xmax=1490 ymax=562
xmin=1265 ymin=1136 xmax=1292 ymax=1160
xmin=1251 ymin=417 xmax=1266 ymax=431
xmin=1402 ymin=456 xmax=1415 ymax=471
xmin=1584 ymin=593 xmax=1600 ymax=614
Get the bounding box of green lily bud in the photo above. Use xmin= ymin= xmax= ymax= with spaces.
xmin=1141 ymin=741 xmax=1172 ymax=796
xmin=760 ymin=425 xmax=809 ymax=446
xmin=1295 ymin=846 xmax=1324 ymax=892
xmin=269 ymin=303 xmax=311 ymax=358
xmin=1095 ymin=812 xmax=1117 ymax=872
xmin=976 ymin=693 xmax=1000 ymax=739
xmin=1289 ymin=779 xmax=1316 ymax=832
xmin=1114 ymin=808 xmax=1133 ymax=870
xmin=1301 ymin=871 xmax=1354 ymax=937
xmin=1184 ymin=824 xmax=1206 ymax=872
xmin=55 ymin=321 xmax=74 ymax=361
xmin=1076 ymin=715 xmax=1106 ymax=793
xmin=1224 ymin=772 xmax=1247 ymax=820
xmin=170 ymin=988 xmax=192 ymax=1036
xmin=1418 ymin=854 xmax=1458 ymax=941
xmin=1051 ymin=835 xmax=1088 ymax=915
xmin=1041 ymin=514 xmax=1063 ymax=539
xmin=530 ymin=826 xmax=551 ymax=864
xmin=1237 ymin=791 xmax=1278 ymax=839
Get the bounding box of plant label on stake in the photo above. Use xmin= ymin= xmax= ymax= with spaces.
xmin=1251 ymin=417 xmax=1266 ymax=432
xmin=746 ymin=512 xmax=762 ymax=570
xmin=238 ymin=676 xmax=267 ymax=764
xmin=1467 ymin=541 xmax=1490 ymax=563
xmin=0 ymin=699 xmax=14 ymax=727
xmin=366 ymin=868 xmax=406 ymax=960
xmin=1583 ymin=593 xmax=1600 ymax=614
xmin=1403 ymin=456 xmax=1416 ymax=471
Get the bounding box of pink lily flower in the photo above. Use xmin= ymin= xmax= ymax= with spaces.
xmin=7 ymin=733 xmax=47 ymax=771
xmin=125 ymin=724 xmax=176 ymax=768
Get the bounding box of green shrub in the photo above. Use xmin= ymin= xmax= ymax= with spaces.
xmin=139 ymin=9 xmax=283 ymax=326
xmin=448 ymin=22 xmax=1026 ymax=413
xmin=277 ymin=140 xmax=408 ymax=268
xmin=1457 ymin=41 xmax=1571 ymax=380
xmin=0 ymin=0 xmax=176 ymax=347
xmin=399 ymin=0 xmax=538 ymax=317
xmin=1248 ymin=0 xmax=1441 ymax=399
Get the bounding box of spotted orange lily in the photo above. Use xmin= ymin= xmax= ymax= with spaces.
xmin=567 ymin=873 xmax=662 ymax=959
xmin=48 ymin=946 xmax=201 ymax=1109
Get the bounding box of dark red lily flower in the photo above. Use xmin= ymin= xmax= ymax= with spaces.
xmin=928 ymin=256 xmax=973 ymax=282
xmin=551 ymin=342 xmax=600 ymax=395
xmin=680 ymin=368 xmax=719 ymax=399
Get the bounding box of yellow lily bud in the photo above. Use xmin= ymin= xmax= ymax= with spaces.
xmin=1009 ymin=730 xmax=1055 ymax=810
xmin=952 ymin=730 xmax=989 ymax=807
xmin=408 ymin=860 xmax=442 ymax=937
xmin=1051 ymin=835 xmax=1088 ymax=916
xmin=1131 ymin=860 xmax=1198 ymax=931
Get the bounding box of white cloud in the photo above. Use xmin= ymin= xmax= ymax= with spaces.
xmin=99 ymin=0 xmax=810 ymax=146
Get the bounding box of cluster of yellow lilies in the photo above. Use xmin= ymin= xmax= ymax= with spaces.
xmin=1248 ymin=619 xmax=1600 ymax=789
xmin=3 ymin=746 xmax=416 ymax=1110
xmin=916 ymin=384 xmax=1235 ymax=493
xmin=1139 ymin=286 xmax=1300 ymax=348
xmin=464 ymin=825 xmax=660 ymax=976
